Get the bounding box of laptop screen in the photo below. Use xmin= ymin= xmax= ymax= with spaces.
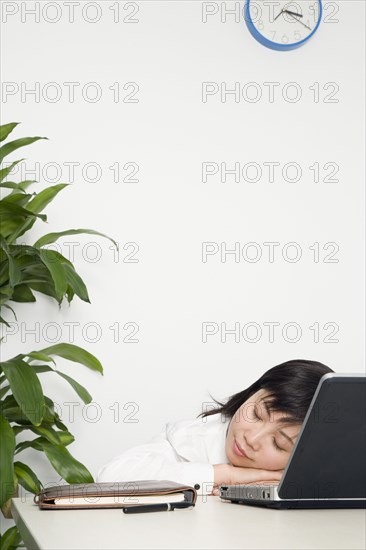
xmin=279 ymin=375 xmax=366 ymax=500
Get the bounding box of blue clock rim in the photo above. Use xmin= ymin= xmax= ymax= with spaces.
xmin=244 ymin=0 xmax=323 ymax=51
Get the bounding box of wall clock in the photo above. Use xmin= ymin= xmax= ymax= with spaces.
xmin=244 ymin=1 xmax=322 ymax=51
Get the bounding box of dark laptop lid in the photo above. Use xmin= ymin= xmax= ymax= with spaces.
xmin=278 ymin=373 xmax=366 ymax=500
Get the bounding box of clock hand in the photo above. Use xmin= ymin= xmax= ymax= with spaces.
xmin=283 ymin=9 xmax=303 ymax=18
xmin=274 ymin=8 xmax=284 ymax=21
xmin=286 ymin=11 xmax=312 ymax=30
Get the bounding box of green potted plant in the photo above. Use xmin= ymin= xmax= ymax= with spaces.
xmin=0 ymin=122 xmax=116 ymax=549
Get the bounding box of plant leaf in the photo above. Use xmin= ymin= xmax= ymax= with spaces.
xmin=7 ymin=256 xmax=22 ymax=287
xmin=15 ymin=436 xmax=93 ymax=482
xmin=34 ymin=228 xmax=118 ymax=250
xmin=2 ymin=395 xmax=55 ymax=426
xmin=55 ymin=371 xmax=92 ymax=404
xmin=57 ymin=430 xmax=75 ymax=446
xmin=0 ymin=136 xmax=47 ymax=164
xmin=27 ymin=362 xmax=92 ymax=404
xmin=0 ymin=201 xmax=47 ymax=240
xmin=0 ymin=235 xmax=10 ymax=256
xmin=38 ymin=343 xmax=103 ymax=374
xmin=26 ymin=281 xmax=57 ymax=300
xmin=0 ymin=123 xmax=19 ymax=142
xmin=13 ymin=461 xmax=42 ymax=494
xmin=29 ymin=364 xmax=53 ymax=374
xmin=34 ymin=425 xmax=75 ymax=446
xmin=9 ymin=243 xmax=40 ymax=260
xmin=1 ymin=303 xmax=17 ymax=320
xmin=0 ymin=303 xmax=17 ymax=328
xmin=35 ymin=247 xmax=74 ymax=268
xmin=43 ymin=396 xmax=59 ymax=423
xmin=1 ymin=395 xmax=33 ymax=425
xmin=0 ymin=315 xmax=11 ymax=328
xmin=39 ymin=439 xmax=94 ymax=483
xmin=0 ymin=235 xmax=21 ymax=287
xmin=0 ymin=526 xmax=22 ymax=550
xmin=11 ymin=284 xmax=36 ymax=302
xmin=15 ymin=437 xmax=43 ymax=455
xmin=63 ymin=263 xmax=90 ymax=302
xmin=0 ymin=384 xmax=10 ymax=399
xmin=38 ymin=249 xmax=67 ymax=302
xmin=3 ymin=183 xmax=65 ymax=244
xmin=26 ymin=183 xmax=69 ymax=215
xmin=29 ymin=424 xmax=62 ymax=445
xmin=66 ymin=284 xmax=75 ymax=303
xmin=0 ymin=181 xmax=28 ymax=192
xmin=54 ymin=417 xmax=68 ymax=431
xmin=9 ymin=180 xmax=37 ymax=195
xmin=16 ymin=425 xmax=75 ymax=447
xmin=0 ymin=159 xmax=24 ymax=183
xmin=0 ymin=414 xmax=16 ymax=506
xmin=0 ymin=286 xmax=14 ymax=306
xmin=0 ymin=201 xmax=46 ymax=221
xmin=0 ymin=320 xmax=8 ymax=332
xmin=0 ymin=358 xmax=45 ymax=425
xmin=26 ymin=351 xmax=56 ymax=365
xmin=2 ymin=192 xmax=34 ymax=207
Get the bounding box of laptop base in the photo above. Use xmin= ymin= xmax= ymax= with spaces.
xmin=224 ymin=498 xmax=366 ymax=509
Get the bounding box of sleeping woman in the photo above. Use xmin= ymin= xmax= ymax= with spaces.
xmin=97 ymin=359 xmax=334 ymax=495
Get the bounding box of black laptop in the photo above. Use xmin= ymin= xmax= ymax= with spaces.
xmin=219 ymin=373 xmax=366 ymax=509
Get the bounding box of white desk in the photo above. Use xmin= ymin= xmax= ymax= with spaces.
xmin=12 ymin=495 xmax=366 ymax=550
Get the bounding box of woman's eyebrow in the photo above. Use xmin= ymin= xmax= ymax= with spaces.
xmin=278 ymin=430 xmax=297 ymax=445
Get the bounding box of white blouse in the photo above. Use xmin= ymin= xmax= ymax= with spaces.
xmin=97 ymin=413 xmax=231 ymax=495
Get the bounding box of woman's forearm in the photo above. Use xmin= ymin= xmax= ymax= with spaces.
xmin=212 ymin=463 xmax=284 ymax=495
xmin=213 ymin=464 xmax=231 ymax=486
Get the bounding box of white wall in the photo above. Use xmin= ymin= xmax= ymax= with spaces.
xmin=1 ymin=0 xmax=365 ymax=501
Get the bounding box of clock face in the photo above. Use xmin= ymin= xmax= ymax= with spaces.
xmin=245 ymin=0 xmax=322 ymax=50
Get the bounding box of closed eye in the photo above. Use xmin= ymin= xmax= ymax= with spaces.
xmin=255 ymin=405 xmax=286 ymax=452
xmin=273 ymin=437 xmax=285 ymax=452
xmin=253 ymin=406 xmax=261 ymax=420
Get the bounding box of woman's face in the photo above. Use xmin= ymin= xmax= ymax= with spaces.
xmin=225 ymin=389 xmax=301 ymax=471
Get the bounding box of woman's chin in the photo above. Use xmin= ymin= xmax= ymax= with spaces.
xmin=228 ymin=453 xmax=241 ymax=467
xmin=225 ymin=448 xmax=235 ymax=466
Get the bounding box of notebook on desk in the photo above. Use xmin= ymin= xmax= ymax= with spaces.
xmin=220 ymin=373 xmax=366 ymax=509
xmin=34 ymin=480 xmax=197 ymax=511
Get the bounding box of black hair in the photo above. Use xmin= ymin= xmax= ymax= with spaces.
xmin=198 ymin=359 xmax=334 ymax=425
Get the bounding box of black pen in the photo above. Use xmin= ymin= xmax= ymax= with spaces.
xmin=123 ymin=502 xmax=194 ymax=514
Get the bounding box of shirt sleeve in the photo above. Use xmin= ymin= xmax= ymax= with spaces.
xmin=96 ymin=428 xmax=215 ymax=496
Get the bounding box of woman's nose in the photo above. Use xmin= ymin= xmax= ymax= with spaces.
xmin=245 ymin=431 xmax=260 ymax=451
xmin=245 ymin=425 xmax=266 ymax=450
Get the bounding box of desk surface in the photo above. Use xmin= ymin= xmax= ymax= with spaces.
xmin=12 ymin=496 xmax=366 ymax=550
